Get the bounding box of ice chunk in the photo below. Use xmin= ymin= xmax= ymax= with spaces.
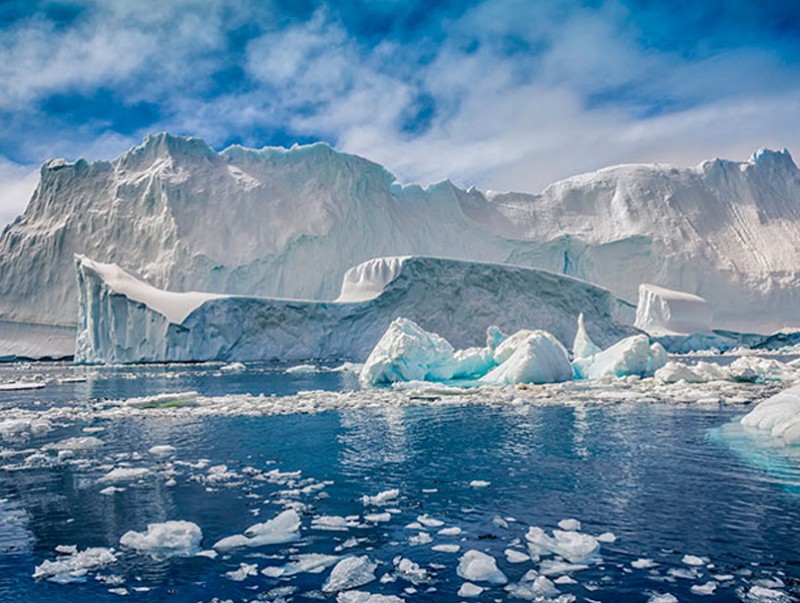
xmin=458 ymin=582 xmax=485 ymax=597
xmin=557 ymin=518 xmax=581 ymax=531
xmin=393 ymin=556 xmax=430 ymax=584
xmin=336 ymin=592 xmax=403 ymax=603
xmin=213 ymin=509 xmax=300 ymax=551
xmin=655 ymin=362 xmax=705 ymax=383
xmin=416 ymin=514 xmax=444 ymax=528
xmin=525 ymin=527 xmax=600 ymax=563
xmin=323 ymin=556 xmax=378 ymax=593
xmin=148 ymin=445 xmax=176 ymax=458
xmin=264 ymin=554 xmax=340 ymax=577
xmin=361 ymin=489 xmax=400 ymax=506
xmin=481 ymin=330 xmax=572 ymax=385
xmin=220 ymin=362 xmax=246 ymax=373
xmin=741 ymin=384 xmax=800 ymax=444
xmin=432 ymin=544 xmax=460 ymax=553
xmin=469 ymin=480 xmax=491 ymax=488
xmin=573 ymin=335 xmax=667 ymax=379
xmin=33 ymin=547 xmax=117 ymax=583
xmin=647 ymin=593 xmax=678 ymax=603
xmin=360 ymin=318 xmax=456 ymax=385
xmin=505 ymin=575 xmax=559 ymax=599
xmin=100 ymin=467 xmax=150 ymax=482
xmin=573 ymin=313 xmax=601 ymax=359
xmin=457 ymin=550 xmax=507 ymax=584
xmin=682 ymin=554 xmax=707 ymax=566
xmin=504 ymin=549 xmax=530 ymax=563
xmin=119 ymin=521 xmax=202 ymax=559
xmin=225 ymin=562 xmax=258 ymax=581
xmin=691 ymin=581 xmax=718 ymax=595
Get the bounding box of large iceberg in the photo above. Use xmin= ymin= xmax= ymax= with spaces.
xmin=3 ymin=133 xmax=800 ymax=358
xmin=634 ymin=284 xmax=713 ymax=335
xmin=75 ymin=255 xmax=633 ymax=363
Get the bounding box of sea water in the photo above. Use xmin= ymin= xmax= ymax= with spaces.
xmin=0 ymin=361 xmax=798 ymax=601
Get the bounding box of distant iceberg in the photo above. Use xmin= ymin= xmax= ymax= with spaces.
xmin=75 ymin=255 xmax=634 ymax=364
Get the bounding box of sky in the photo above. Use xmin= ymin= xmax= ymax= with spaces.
xmin=1 ymin=0 xmax=800 ymax=225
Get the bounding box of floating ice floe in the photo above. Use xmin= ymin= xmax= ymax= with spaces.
xmin=361 ymin=489 xmax=400 ymax=506
xmin=213 ymin=509 xmax=301 ymax=551
xmin=336 ymin=591 xmax=403 ymax=603
xmin=119 ymin=520 xmax=202 ymax=559
xmin=262 ymin=553 xmax=340 ymax=578
xmin=0 ymin=381 xmax=46 ymax=391
xmin=741 ymin=383 xmax=800 ymax=444
xmin=124 ymin=391 xmax=198 ymax=409
xmin=219 ymin=362 xmax=246 ymax=373
xmin=100 ymin=467 xmax=150 ymax=482
xmin=526 ymin=526 xmax=601 ymax=564
xmin=33 ymin=546 xmax=117 ymax=583
xmin=323 ymin=555 xmax=378 ymax=593
xmin=457 ymin=550 xmax=507 ymax=584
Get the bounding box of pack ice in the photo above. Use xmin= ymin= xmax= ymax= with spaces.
xmin=75 ymin=254 xmax=633 ymax=363
xmin=3 ymin=133 xmax=800 ymax=357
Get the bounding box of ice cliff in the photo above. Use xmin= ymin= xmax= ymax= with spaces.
xmin=2 ymin=134 xmax=800 ymax=358
xmin=75 ymin=255 xmax=633 ymax=363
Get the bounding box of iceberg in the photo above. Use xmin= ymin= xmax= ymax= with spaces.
xmin=635 ymin=284 xmax=713 ymax=335
xmin=5 ymin=133 xmax=800 ymax=358
xmin=75 ymin=255 xmax=632 ymax=364
xmin=457 ymin=550 xmax=507 ymax=584
xmin=481 ymin=330 xmax=573 ymax=385
xmin=573 ymin=312 xmax=601 ymax=359
xmin=741 ymin=384 xmax=800 ymax=444
xmin=573 ymin=335 xmax=668 ymax=380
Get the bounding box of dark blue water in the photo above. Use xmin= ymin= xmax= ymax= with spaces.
xmin=1 ymin=363 xmax=799 ymax=602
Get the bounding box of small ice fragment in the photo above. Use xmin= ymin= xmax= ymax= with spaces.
xmin=691 ymin=581 xmax=717 ymax=596
xmin=335 ymin=592 xmax=403 ymax=603
xmin=431 ymin=544 xmax=460 ymax=553
xmin=99 ymin=467 xmax=150 ymax=483
xmin=148 ymin=445 xmax=176 ymax=458
xmin=554 ymin=575 xmax=577 ymax=585
xmin=220 ymin=362 xmax=246 ymax=373
xmin=457 ymin=550 xmax=507 ymax=584
xmin=682 ymin=554 xmax=706 ymax=566
xmin=438 ymin=526 xmax=462 ymax=536
xmin=361 ymin=489 xmax=399 ymax=506
xmin=55 ymin=545 xmax=78 ymax=555
xmin=597 ymin=532 xmax=616 ymax=543
xmin=394 ymin=557 xmax=430 ymax=585
xmin=632 ymin=558 xmax=658 ymax=569
xmin=504 ymin=549 xmax=530 ymax=564
xmin=647 ymin=593 xmax=678 ymax=603
xmin=33 ymin=547 xmax=117 ymax=583
xmin=469 ymin=480 xmax=490 ymax=488
xmin=416 ymin=514 xmax=444 ymax=528
xmin=557 ymin=518 xmax=581 ymax=531
xmin=409 ymin=532 xmax=432 ymax=545
xmin=364 ymin=513 xmax=391 ymax=523
xmin=539 ymin=559 xmax=589 ymax=575
xmin=458 ymin=582 xmax=485 ymax=597
xmin=119 ymin=521 xmax=202 ymax=559
xmin=322 ymin=556 xmax=377 ymax=593
xmin=225 ymin=563 xmax=258 ymax=581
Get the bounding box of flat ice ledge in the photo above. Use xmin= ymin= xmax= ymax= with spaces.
xmin=75 ymin=255 xmax=635 ymax=363
xmin=634 ymin=283 xmax=713 ymax=335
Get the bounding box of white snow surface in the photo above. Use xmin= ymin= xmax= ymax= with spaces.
xmin=481 ymin=330 xmax=573 ymax=385
xmin=4 ymin=135 xmax=800 ymax=357
xmin=75 ymin=254 xmax=632 ymax=363
xmin=635 ymin=283 xmax=713 ymax=335
xmin=741 ymin=384 xmax=800 ymax=444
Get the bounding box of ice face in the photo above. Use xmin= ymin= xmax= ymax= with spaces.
xmin=635 ymin=283 xmax=713 ymax=335
xmin=75 ymin=254 xmax=633 ymax=364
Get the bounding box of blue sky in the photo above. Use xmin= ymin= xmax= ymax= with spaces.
xmin=1 ymin=0 xmax=800 ymax=224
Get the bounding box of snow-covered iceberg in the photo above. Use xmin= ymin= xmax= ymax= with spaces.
xmin=3 ymin=133 xmax=800 ymax=359
xmin=634 ymin=284 xmax=713 ymax=335
xmin=75 ymin=255 xmax=633 ymax=363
